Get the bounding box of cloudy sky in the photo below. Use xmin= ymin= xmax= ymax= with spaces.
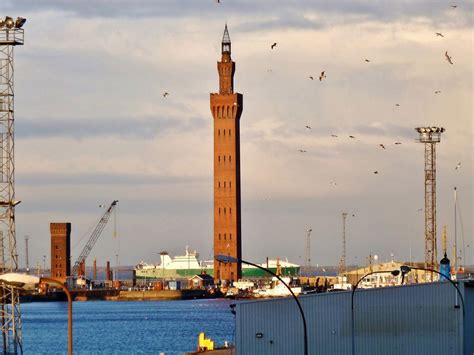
xmin=2 ymin=0 xmax=472 ymax=270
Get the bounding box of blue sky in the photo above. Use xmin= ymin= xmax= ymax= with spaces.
xmin=2 ymin=0 xmax=472 ymax=269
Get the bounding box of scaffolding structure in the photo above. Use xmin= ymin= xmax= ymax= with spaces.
xmin=415 ymin=126 xmax=445 ymax=280
xmin=0 ymin=18 xmax=25 ymax=354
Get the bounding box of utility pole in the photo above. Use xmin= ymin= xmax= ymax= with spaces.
xmin=415 ymin=126 xmax=445 ymax=281
xmin=305 ymin=228 xmax=312 ymax=273
xmin=24 ymin=235 xmax=29 ymax=274
xmin=453 ymin=187 xmax=457 ymax=273
xmin=0 ymin=16 xmax=26 ymax=353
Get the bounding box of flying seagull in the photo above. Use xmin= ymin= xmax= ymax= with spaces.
xmin=435 ymin=90 xmax=441 ymax=94
xmin=379 ymin=144 xmax=386 ymax=149
xmin=349 ymin=135 xmax=356 ymax=139
xmin=365 ymin=59 xmax=370 ymax=62
xmin=435 ymin=32 xmax=444 ymax=37
xmin=450 ymin=5 xmax=457 ymax=8
xmin=395 ymin=104 xmax=400 ymax=107
xmin=319 ymin=71 xmax=326 ymax=81
xmin=309 ymin=76 xmax=314 ymax=80
xmin=394 ymin=142 xmax=402 ymax=145
xmin=298 ymin=149 xmax=307 ymax=153
xmin=271 ymin=42 xmax=277 ymax=49
xmin=163 ymin=92 xmax=169 ymax=97
xmin=455 ymin=162 xmax=462 ymax=170
xmin=331 ymin=134 xmax=338 ymax=138
xmin=373 ymin=171 xmax=379 ymax=174
xmin=305 ymin=125 xmax=312 ymax=130
xmin=445 ymin=51 xmax=453 ymax=64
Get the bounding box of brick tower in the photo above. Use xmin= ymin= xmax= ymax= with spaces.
xmin=210 ymin=25 xmax=243 ymax=284
xmin=50 ymin=222 xmax=71 ymax=282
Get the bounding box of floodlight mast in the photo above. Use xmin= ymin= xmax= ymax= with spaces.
xmin=415 ymin=126 xmax=445 ymax=281
xmin=0 ymin=16 xmax=25 ymax=354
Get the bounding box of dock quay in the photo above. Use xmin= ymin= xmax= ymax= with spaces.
xmin=21 ymin=288 xmax=214 ymax=302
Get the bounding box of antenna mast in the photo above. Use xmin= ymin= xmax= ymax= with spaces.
xmin=339 ymin=212 xmax=348 ymax=275
xmin=24 ymin=235 xmax=29 ymax=274
xmin=305 ymin=228 xmax=312 ymax=272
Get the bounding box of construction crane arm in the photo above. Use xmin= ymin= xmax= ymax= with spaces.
xmin=71 ymin=200 xmax=118 ymax=277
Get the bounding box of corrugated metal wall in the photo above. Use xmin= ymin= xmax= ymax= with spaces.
xmin=463 ymin=282 xmax=474 ymax=354
xmin=236 ymin=281 xmax=470 ymax=355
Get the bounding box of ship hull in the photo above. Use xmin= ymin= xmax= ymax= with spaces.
xmin=135 ymin=266 xmax=300 ymax=280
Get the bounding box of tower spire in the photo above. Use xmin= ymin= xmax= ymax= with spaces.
xmin=222 ymin=24 xmax=231 ymax=54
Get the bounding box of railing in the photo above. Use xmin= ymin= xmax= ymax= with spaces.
xmin=0 ymin=29 xmax=24 ymax=45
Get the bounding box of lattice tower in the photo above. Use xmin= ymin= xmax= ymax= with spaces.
xmin=415 ymin=126 xmax=445 ymax=280
xmin=338 ymin=212 xmax=348 ymax=275
xmin=0 ymin=21 xmax=25 ymax=354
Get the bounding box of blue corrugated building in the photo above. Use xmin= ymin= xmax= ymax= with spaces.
xmin=234 ymin=280 xmax=473 ymax=355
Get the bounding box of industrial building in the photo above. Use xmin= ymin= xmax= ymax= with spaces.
xmin=234 ymin=280 xmax=473 ymax=355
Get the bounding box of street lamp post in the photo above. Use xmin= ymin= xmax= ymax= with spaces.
xmin=351 ymin=270 xmax=400 ymax=355
xmin=215 ymin=255 xmax=308 ymax=355
xmin=0 ymin=273 xmax=73 ymax=355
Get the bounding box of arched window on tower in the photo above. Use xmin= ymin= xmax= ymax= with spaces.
xmin=218 ymin=156 xmax=220 ymax=163
xmin=229 ymin=155 xmax=232 ymax=163
xmin=223 ymin=129 xmax=226 ymax=136
xmin=218 ymin=129 xmax=220 ymax=136
xmin=224 ymin=181 xmax=226 ymax=188
xmin=229 ymin=129 xmax=231 ymax=136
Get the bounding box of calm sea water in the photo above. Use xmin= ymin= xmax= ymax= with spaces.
xmin=21 ymin=299 xmax=236 ymax=355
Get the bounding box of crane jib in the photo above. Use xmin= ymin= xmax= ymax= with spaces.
xmin=71 ymin=200 xmax=118 ymax=277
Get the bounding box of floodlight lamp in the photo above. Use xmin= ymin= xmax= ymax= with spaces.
xmin=5 ymin=16 xmax=15 ymax=29
xmin=15 ymin=17 xmax=26 ymax=29
xmin=400 ymin=265 xmax=411 ymax=275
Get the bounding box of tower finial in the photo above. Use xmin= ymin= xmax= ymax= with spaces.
xmin=222 ymin=24 xmax=231 ymax=44
xmin=222 ymin=24 xmax=231 ymax=54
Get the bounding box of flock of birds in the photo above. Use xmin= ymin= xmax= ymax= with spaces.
xmin=283 ymin=4 xmax=463 ymax=181
xmin=162 ymin=3 xmax=464 ymax=184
